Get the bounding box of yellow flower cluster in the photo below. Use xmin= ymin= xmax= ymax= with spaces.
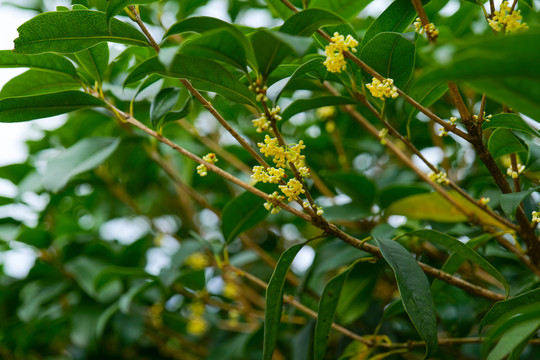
xmin=438 ymin=117 xmax=458 ymax=137
xmin=248 ymin=77 xmax=268 ymax=102
xmin=323 ymin=32 xmax=358 ymax=73
xmin=472 ymin=113 xmax=492 ymax=122
xmin=379 ymin=128 xmax=388 ymax=145
xmin=279 ymin=178 xmax=306 ymax=202
xmin=316 ymin=106 xmax=336 ymax=119
xmin=149 ymin=303 xmax=164 ymax=328
xmin=303 ymin=201 xmax=324 ymax=216
xmin=251 ymin=165 xmax=285 ymax=184
xmin=413 ymin=18 xmax=439 ymax=38
xmin=428 ymin=171 xmax=450 ymax=185
xmin=264 ymin=191 xmax=285 ymax=214
xmin=479 ymin=196 xmax=491 ymax=206
xmin=488 ymin=1 xmax=528 ymax=33
xmin=366 ymin=78 xmax=398 ymax=100
xmin=257 ymin=135 xmax=306 ymax=169
xmin=507 ymin=163 xmax=525 ymax=178
xmin=185 ymin=252 xmax=209 ymax=270
xmin=186 ymin=301 xmax=208 ymax=336
xmin=252 ymin=106 xmax=281 ymax=133
xmin=222 ymin=281 xmax=239 ymax=299
xmin=197 ymin=153 xmax=218 ymax=177
xmin=532 ymin=211 xmax=540 ymax=223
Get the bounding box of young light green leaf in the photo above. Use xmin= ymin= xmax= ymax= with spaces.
xmin=281 ymin=96 xmax=357 ymax=120
xmin=221 ymin=184 xmax=275 ymax=244
xmin=264 ymin=243 xmax=304 ymax=360
xmin=483 ymin=113 xmax=540 ymax=137
xmin=487 ymin=128 xmax=528 ymax=159
xmin=372 ymin=234 xmax=438 ymax=358
xmin=309 ymin=0 xmax=370 ymax=19
xmin=480 ymin=287 xmax=540 ymax=332
xmin=150 ymin=87 xmax=181 ymax=129
xmin=14 ymin=10 xmax=150 ymax=54
xmin=314 ymin=263 xmax=355 ymax=360
xmin=486 ymin=318 xmax=540 ymax=360
xmin=267 ymin=57 xmax=328 ymax=103
xmin=106 ymin=0 xmax=159 ymax=27
xmin=42 ymin=137 xmax=120 ymax=192
xmin=360 ymin=32 xmax=416 ymax=88
xmin=0 ymin=91 xmax=105 ymax=123
xmin=74 ymin=43 xmax=110 ymax=84
xmin=499 ymin=187 xmax=540 ymax=217
xmin=0 ymin=70 xmax=81 ymax=99
xmin=0 ymin=50 xmax=79 ymax=78
xmin=404 ymin=229 xmax=509 ymax=296
xmin=280 ymin=8 xmax=347 ymax=36
xmin=124 ymin=55 xmax=256 ymax=105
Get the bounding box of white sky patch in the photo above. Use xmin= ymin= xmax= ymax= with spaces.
xmin=292 ymin=245 xmax=315 ymax=274
xmin=100 ymin=217 xmax=150 ymax=245
xmin=145 ymin=247 xmax=171 ymax=275
xmin=412 ymin=147 xmax=444 ymax=172
xmin=2 ymin=245 xmax=37 ymax=278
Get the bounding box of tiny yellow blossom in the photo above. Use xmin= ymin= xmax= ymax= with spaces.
xmin=258 ymin=135 xmax=288 ymax=168
xmin=428 ymin=171 xmax=450 ymax=185
xmin=186 ymin=316 xmax=208 ymax=336
xmin=288 ymin=140 xmax=306 ymax=167
xmin=414 ymin=18 xmax=439 ymax=38
xmin=379 ymin=128 xmax=388 ymax=145
xmin=316 ymin=106 xmax=336 ymax=119
xmin=279 ymin=178 xmax=305 ymax=202
xmin=197 ymin=153 xmax=218 ymax=177
xmin=298 ymin=166 xmax=310 ymax=178
xmin=366 ymin=78 xmax=398 ymax=100
xmin=323 ymin=32 xmax=358 ymax=73
xmin=532 ymin=211 xmax=540 ymax=223
xmin=488 ymin=1 xmax=528 ymax=33
xmin=185 ymin=252 xmax=209 ymax=270
xmin=223 ymin=281 xmax=239 ymax=299
xmin=252 ymin=114 xmax=269 ymax=133
xmin=264 ymin=191 xmax=285 ymax=214
xmin=188 ymin=302 xmax=206 ymax=316
xmin=479 ymin=196 xmax=491 ymax=206
xmin=251 ymin=165 xmax=285 ymax=184
xmin=507 ymin=163 xmax=525 ymax=179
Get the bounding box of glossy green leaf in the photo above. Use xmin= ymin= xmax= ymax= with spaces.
xmin=164 ymin=16 xmax=243 ymax=39
xmin=267 ymin=57 xmax=327 ymax=103
xmin=180 ymin=28 xmax=249 ymax=70
xmin=480 ymin=287 xmax=540 ymax=332
xmin=119 ymin=281 xmax=157 ymax=314
xmin=372 ymin=235 xmax=437 ymax=358
xmin=386 ymin=190 xmax=511 ymax=230
xmin=405 ymin=229 xmax=509 ymax=296
xmin=282 ymin=96 xmax=357 ymax=120
xmin=0 ymin=91 xmax=105 ymax=123
xmin=499 ymin=187 xmax=540 ymax=217
xmin=42 ymin=137 xmax=120 ymax=192
xmin=483 ymin=113 xmax=540 ymax=137
xmin=95 ymin=302 xmax=120 ymax=339
xmin=14 ymin=10 xmax=150 ymax=54
xmin=74 ymin=43 xmax=109 ymax=84
xmin=106 ymin=0 xmax=159 ymax=26
xmin=221 ymin=184 xmax=274 ymax=244
xmin=314 ymin=263 xmax=355 ymax=360
xmin=361 ymin=0 xmax=426 ymax=48
xmin=487 ymin=318 xmax=540 ymax=360
xmin=280 ymin=8 xmax=347 ymax=36
xmin=124 ymin=55 xmax=256 ymax=105
xmin=379 ymin=184 xmax=430 ymax=209
xmin=0 ymin=70 xmax=81 ymax=99
xmin=94 ymin=266 xmax=153 ymax=290
xmin=150 ymin=87 xmax=180 ymax=129
xmin=487 ymin=128 xmax=527 ymax=159
xmin=309 ymin=0 xmax=370 ymax=19
xmin=250 ymin=29 xmax=300 ymax=78
xmin=321 ymin=172 xmax=376 ymax=209
xmin=405 ymin=81 xmax=448 ymax=137
xmin=161 ymin=96 xmax=193 ymax=128
xmin=264 ymin=243 xmax=304 ymax=360
xmin=0 ymin=50 xmax=79 ymax=78
xmin=360 ymin=32 xmax=416 ymax=89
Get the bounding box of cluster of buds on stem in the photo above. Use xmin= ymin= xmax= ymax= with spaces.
xmin=428 ymin=170 xmax=450 ymax=185
xmin=507 ymin=163 xmax=525 ymax=179
xmin=488 ymin=1 xmax=529 ymax=33
xmin=186 ymin=301 xmax=209 ymax=336
xmin=197 ymin=153 xmax=218 ymax=177
xmin=366 ymin=77 xmax=398 ymax=100
xmin=414 ymin=17 xmax=439 ymax=38
xmin=323 ymin=32 xmax=358 ymax=73
xmin=439 ymin=117 xmax=458 ymax=137
xmin=248 ymin=76 xmax=268 ymax=102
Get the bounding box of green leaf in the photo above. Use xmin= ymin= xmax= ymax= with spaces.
xmin=95 ymin=302 xmax=120 ymax=339
xmin=94 ymin=266 xmax=153 ymax=290
xmin=267 ymin=58 xmax=328 ymax=103
xmin=0 ymin=70 xmax=81 ymax=99
xmin=379 ymin=184 xmax=430 ymax=209
xmin=280 ymin=8 xmax=347 ymax=36
xmin=14 ymin=10 xmax=150 ymax=54
xmin=487 ymin=318 xmax=540 ymax=360
xmin=124 ymin=55 xmax=256 ymax=105
xmin=483 ymin=113 xmax=540 ymax=137
xmin=119 ymin=281 xmax=156 ymax=314
xmin=360 ymin=32 xmax=416 ymax=89
xmin=386 ymin=190 xmax=511 ymax=230
xmin=164 ymin=16 xmax=243 ymax=39
xmin=150 ymin=87 xmax=181 ymax=129
xmin=405 ymin=81 xmax=448 ymax=137
xmin=42 ymin=137 xmax=120 ymax=192
xmin=361 ymin=0 xmax=426 ymax=48
xmin=404 ymin=229 xmax=509 ymax=296
xmin=160 ymin=96 xmax=193 ymax=128
xmin=321 ymin=172 xmax=376 ymax=209
xmin=264 ymin=243 xmax=304 ymax=360
xmin=179 ymin=28 xmax=250 ymax=71
xmin=480 ymin=287 xmax=540 ymax=332
xmin=0 ymin=50 xmax=79 ymax=78
xmin=221 ymin=184 xmax=275 ymax=244
xmin=314 ymin=263 xmax=355 ymax=360
xmin=106 ymin=0 xmax=159 ymax=27
xmin=487 ymin=128 xmax=528 ymax=159
xmin=308 ymin=0 xmax=370 ymax=19
xmin=281 ymin=96 xmax=357 ymax=120
xmin=499 ymin=187 xmax=540 ymax=217
xmin=0 ymin=91 xmax=105 ymax=123
xmin=372 ymin=234 xmax=438 ymax=358
xmin=74 ymin=43 xmax=109 ymax=84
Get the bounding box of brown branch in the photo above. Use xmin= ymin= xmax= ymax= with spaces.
xmin=410 ymin=0 xmax=436 ymax=43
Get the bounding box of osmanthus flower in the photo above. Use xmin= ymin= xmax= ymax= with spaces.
xmin=488 ymin=1 xmax=528 ymax=33
xmin=323 ymin=32 xmax=358 ymax=73
xmin=366 ymin=77 xmax=398 ymax=100
xmin=264 ymin=191 xmax=285 ymax=214
xmin=279 ymin=178 xmax=306 ymax=202
xmin=197 ymin=153 xmax=218 ymax=177
xmin=185 ymin=252 xmax=210 ymax=270
xmin=258 ymin=135 xmax=289 ymax=168
xmin=507 ymin=163 xmax=525 ymax=179
xmin=414 ymin=17 xmax=439 ymax=38
xmin=251 ymin=165 xmax=285 ymax=184
xmin=428 ymin=170 xmax=450 ymax=185
xmin=186 ymin=301 xmax=209 ymax=336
